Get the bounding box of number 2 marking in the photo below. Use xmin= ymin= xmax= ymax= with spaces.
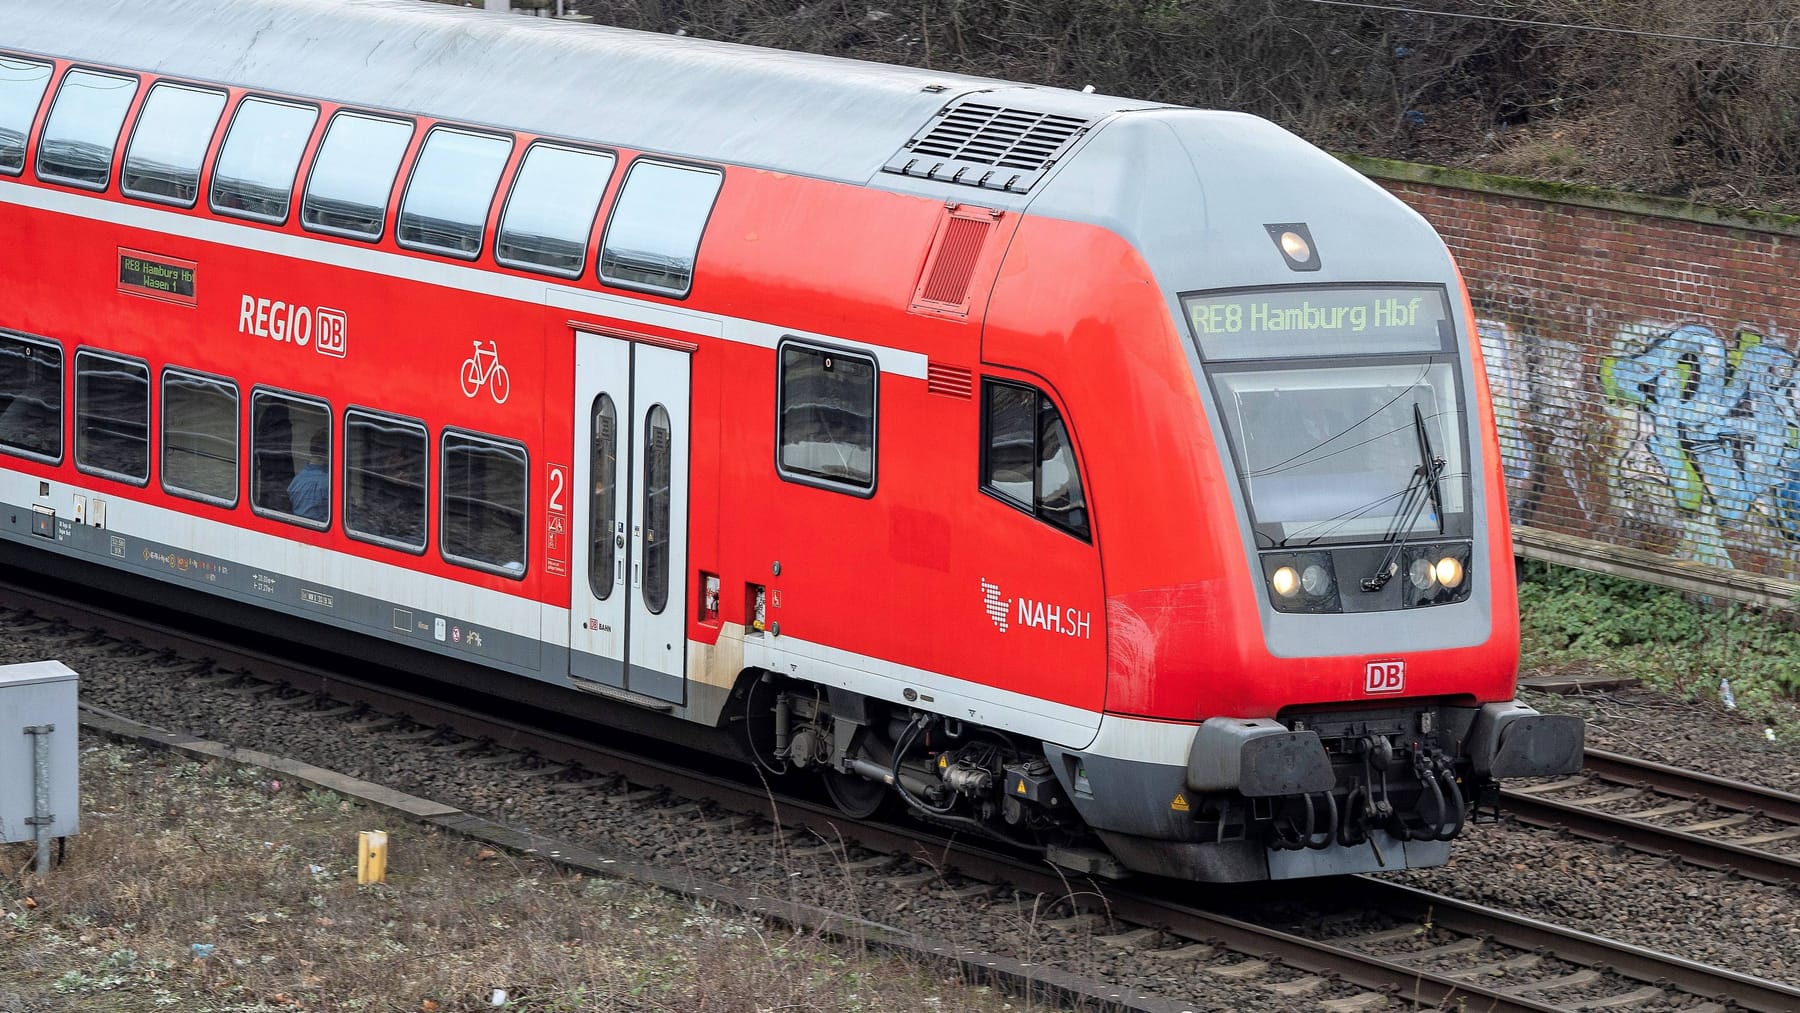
xmin=548 ymin=465 xmax=567 ymax=513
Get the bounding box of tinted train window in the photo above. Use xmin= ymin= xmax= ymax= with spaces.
xmin=588 ymin=394 xmax=618 ymax=600
xmin=398 ymin=127 xmax=511 ymax=259
xmin=982 ymin=381 xmax=1088 ymax=539
xmin=344 ymin=409 xmax=427 ymax=552
xmin=0 ymin=58 xmax=53 ymax=176
xmin=74 ymin=350 xmax=150 ymax=484
xmin=301 ymin=111 xmax=413 ymax=240
xmin=36 ymin=69 xmax=139 ymax=190
xmin=498 ymin=142 xmax=613 ymax=277
xmin=442 ymin=431 xmax=527 ymax=578
xmin=777 ymin=343 xmax=876 ymax=494
xmin=122 ymin=83 xmax=226 ymax=207
xmin=210 ymin=97 xmax=318 ymax=223
xmin=599 ymin=160 xmax=722 ymax=297
xmin=0 ymin=332 xmax=62 ymax=462
xmin=642 ymin=404 xmax=672 ymax=614
xmin=161 ymin=370 xmax=238 ymax=506
xmin=250 ymin=390 xmax=330 ymax=528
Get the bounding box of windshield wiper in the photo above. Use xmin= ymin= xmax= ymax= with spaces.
xmin=1361 ymin=403 xmax=1445 ymax=591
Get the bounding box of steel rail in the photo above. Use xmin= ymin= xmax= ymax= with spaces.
xmin=1503 ymin=747 xmax=1800 ymax=886
xmin=1334 ymin=877 xmax=1800 ymax=1013
xmin=1581 ymin=746 xmax=1800 ymax=818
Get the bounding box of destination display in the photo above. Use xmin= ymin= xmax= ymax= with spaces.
xmin=118 ymin=249 xmax=197 ymax=307
xmin=1184 ymin=285 xmax=1451 ymax=361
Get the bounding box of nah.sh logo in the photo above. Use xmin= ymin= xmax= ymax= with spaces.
xmin=1364 ymin=659 xmax=1405 ymax=694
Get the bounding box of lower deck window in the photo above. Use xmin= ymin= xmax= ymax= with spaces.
xmin=162 ymin=370 xmax=238 ymax=505
xmin=75 ymin=350 xmax=150 ymax=484
xmin=0 ymin=333 xmax=62 ymax=462
xmin=344 ymin=409 xmax=427 ymax=552
xmin=251 ymin=390 xmax=331 ymax=527
xmin=441 ymin=430 xmax=527 ymax=577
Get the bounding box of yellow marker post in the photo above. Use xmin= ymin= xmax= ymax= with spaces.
xmin=358 ymin=830 xmax=388 ymax=884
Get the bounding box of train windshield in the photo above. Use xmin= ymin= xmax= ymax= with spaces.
xmin=1182 ymin=284 xmax=1471 ymax=547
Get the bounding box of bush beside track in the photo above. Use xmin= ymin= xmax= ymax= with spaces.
xmin=1519 ymin=560 xmax=1800 ymax=732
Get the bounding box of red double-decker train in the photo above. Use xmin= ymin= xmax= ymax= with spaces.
xmin=0 ymin=0 xmax=1580 ymax=880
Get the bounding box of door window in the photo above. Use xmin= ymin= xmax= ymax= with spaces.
xmin=588 ymin=394 xmax=618 ymax=600
xmin=642 ymin=404 xmax=671 ymax=614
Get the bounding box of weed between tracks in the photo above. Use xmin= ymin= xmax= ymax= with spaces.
xmin=0 ymin=742 xmax=1035 ymax=1012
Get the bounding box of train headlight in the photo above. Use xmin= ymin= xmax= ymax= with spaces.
xmin=1278 ymin=231 xmax=1311 ymax=262
xmin=1301 ymin=563 xmax=1332 ymax=596
xmin=1407 ymin=556 xmax=1438 ymax=591
xmin=1263 ymin=553 xmax=1340 ymax=612
xmin=1434 ymin=555 xmax=1465 ymax=589
xmin=1399 ymin=543 xmax=1472 ymax=607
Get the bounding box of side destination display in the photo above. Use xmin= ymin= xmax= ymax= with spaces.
xmin=118 ymin=248 xmax=197 ymax=307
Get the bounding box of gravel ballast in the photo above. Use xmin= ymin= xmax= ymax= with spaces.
xmin=4 ymin=613 xmax=1795 ymax=1010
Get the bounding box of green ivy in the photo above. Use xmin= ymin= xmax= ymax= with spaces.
xmin=1518 ymin=560 xmax=1800 ymax=719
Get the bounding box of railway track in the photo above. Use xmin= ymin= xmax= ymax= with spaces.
xmin=1505 ymin=748 xmax=1800 ymax=886
xmin=7 ymin=579 xmax=1799 ymax=1012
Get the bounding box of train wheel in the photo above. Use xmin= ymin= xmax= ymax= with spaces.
xmin=823 ymin=770 xmax=890 ymax=819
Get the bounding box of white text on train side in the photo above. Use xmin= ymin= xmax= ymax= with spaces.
xmin=237 ymin=295 xmax=349 ymax=358
xmin=1014 ymin=598 xmax=1092 ymax=639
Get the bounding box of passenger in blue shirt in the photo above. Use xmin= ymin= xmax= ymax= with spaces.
xmin=288 ymin=431 xmax=329 ymax=522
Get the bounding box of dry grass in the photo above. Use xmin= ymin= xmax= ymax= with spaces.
xmin=0 ymin=742 xmax=1034 ymax=1012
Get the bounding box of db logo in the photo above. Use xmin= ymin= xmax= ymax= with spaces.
xmin=1364 ymin=659 xmax=1406 ymax=694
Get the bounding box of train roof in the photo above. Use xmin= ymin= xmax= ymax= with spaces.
xmin=4 ymin=0 xmax=1165 ymax=189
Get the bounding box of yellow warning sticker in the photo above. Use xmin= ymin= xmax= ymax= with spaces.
xmin=1015 ymin=779 xmax=1027 ymax=794
xmin=1170 ymin=792 xmax=1190 ymax=812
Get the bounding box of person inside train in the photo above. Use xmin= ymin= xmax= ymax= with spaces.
xmin=288 ymin=430 xmax=329 ymax=522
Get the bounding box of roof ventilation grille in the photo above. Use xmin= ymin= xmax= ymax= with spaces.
xmin=885 ymin=101 xmax=1092 ymax=193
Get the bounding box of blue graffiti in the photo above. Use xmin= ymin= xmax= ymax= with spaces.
xmin=1606 ymin=322 xmax=1800 ymax=539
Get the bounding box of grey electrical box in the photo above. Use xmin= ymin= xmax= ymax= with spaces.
xmin=0 ymin=660 xmax=79 ymax=843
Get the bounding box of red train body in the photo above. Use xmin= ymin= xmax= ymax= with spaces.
xmin=0 ymin=0 xmax=1581 ymax=880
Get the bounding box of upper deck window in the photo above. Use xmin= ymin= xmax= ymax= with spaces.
xmin=122 ymin=83 xmax=227 ymax=207
xmin=210 ymin=97 xmax=319 ymax=223
xmin=0 ymin=58 xmax=53 ymax=176
xmin=497 ymin=142 xmax=614 ymax=278
xmin=398 ymin=127 xmax=512 ymax=259
xmin=36 ymin=69 xmax=139 ymax=190
xmin=599 ymin=160 xmax=722 ymax=297
xmin=301 ymin=111 xmax=413 ymax=241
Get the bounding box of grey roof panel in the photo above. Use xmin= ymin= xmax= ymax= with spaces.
xmin=0 ymin=0 xmax=1159 ymax=186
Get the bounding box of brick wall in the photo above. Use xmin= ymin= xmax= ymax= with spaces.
xmin=1358 ymin=159 xmax=1800 ymax=582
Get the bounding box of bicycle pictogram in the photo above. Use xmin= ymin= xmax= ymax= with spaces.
xmin=459 ymin=339 xmax=511 ymax=404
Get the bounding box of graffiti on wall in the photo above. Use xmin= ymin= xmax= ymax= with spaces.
xmin=1478 ymin=313 xmax=1800 ymax=575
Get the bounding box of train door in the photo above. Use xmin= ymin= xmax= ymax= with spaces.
xmin=569 ymin=331 xmax=690 ymax=704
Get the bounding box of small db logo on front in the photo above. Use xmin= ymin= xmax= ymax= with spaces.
xmin=1365 ymin=660 xmax=1405 ymax=694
